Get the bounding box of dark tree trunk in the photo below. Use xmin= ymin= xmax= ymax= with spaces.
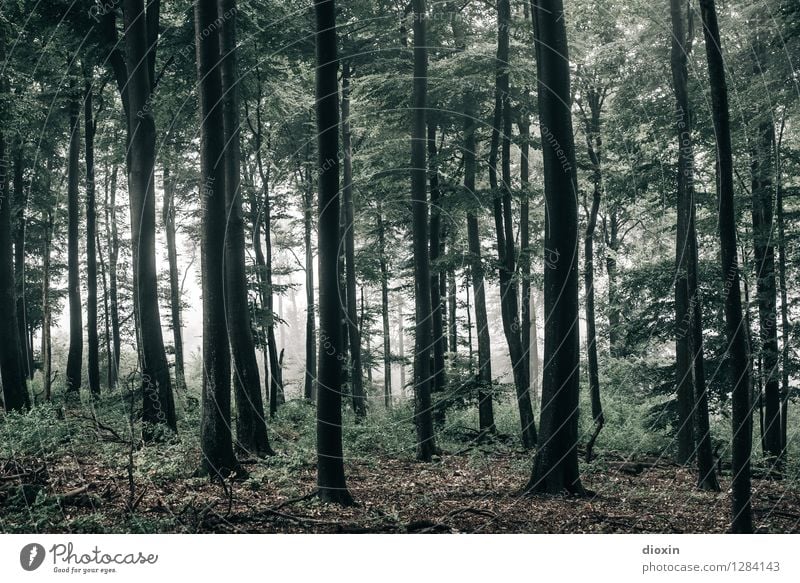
xmin=579 ymin=90 xmax=604 ymax=462
xmin=491 ymin=0 xmax=536 ymax=449
xmin=66 ymin=94 xmax=83 ymax=395
xmin=107 ymin=163 xmax=121 ymax=388
xmin=518 ymin=96 xmax=533 ymax=414
xmin=750 ymin=116 xmax=781 ymax=463
xmin=669 ymin=0 xmax=697 ymax=468
xmin=219 ymin=0 xmax=273 ymax=457
xmin=447 ymin=266 xmax=457 ymax=354
xmin=410 ymin=0 xmax=438 ymax=462
xmin=123 ymin=0 xmax=176 ymax=436
xmin=314 ymin=0 xmax=354 ymax=505
xmin=775 ymin=120 xmax=789 ymax=460
xmin=428 ymin=122 xmax=447 ymax=425
xmin=303 ymin=156 xmax=317 ymax=402
xmin=97 ymin=222 xmax=112 ymax=391
xmin=84 ymin=72 xmax=101 ymax=397
xmin=341 ymin=61 xmax=366 ymax=418
xmin=604 ymin=208 xmax=620 ymax=356
xmin=698 ymin=0 xmax=753 ymax=533
xmin=12 ymin=138 xmax=31 ymax=381
xmin=464 ymin=97 xmax=495 ymax=435
xmin=42 ymin=208 xmax=53 ymax=400
xmin=196 ymin=0 xmax=237 ymax=477
xmin=377 ymin=200 xmax=392 ymax=407
xmin=0 ymin=94 xmax=30 ymax=411
xmin=162 ymin=164 xmax=187 ymax=395
xmin=525 ymin=0 xmax=584 ymax=495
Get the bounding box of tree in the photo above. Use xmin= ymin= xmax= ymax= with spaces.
xmin=524 ymin=0 xmax=584 ymax=495
xmin=669 ymin=0 xmax=719 ymax=490
xmin=0 ymin=37 xmax=30 ymax=410
xmin=490 ymin=0 xmax=536 ymax=449
xmin=698 ymin=0 xmax=753 ymax=533
xmin=65 ymin=90 xmax=83 ymax=395
xmin=341 ymin=60 xmax=366 ymax=419
xmin=196 ymin=0 xmax=237 ymax=478
xmin=122 ymin=0 xmax=176 ymax=437
xmin=85 ymin=67 xmax=101 ymax=398
xmin=315 ymin=0 xmax=354 ymax=505
xmin=162 ymin=162 xmax=187 ymax=394
xmin=219 ymin=0 xmax=274 ymax=458
xmin=410 ymin=0 xmax=438 ymax=462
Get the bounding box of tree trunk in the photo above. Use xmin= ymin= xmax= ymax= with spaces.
xmin=750 ymin=115 xmax=781 ymax=463
xmin=341 ymin=61 xmax=366 ymax=419
xmin=580 ymin=91 xmax=604 ymax=462
xmin=0 ymin=91 xmax=30 ymax=411
xmin=605 ymin=208 xmax=620 ymax=355
xmin=525 ymin=0 xmax=584 ymax=495
xmin=775 ymin=119 xmax=789 ymax=461
xmin=303 ymin=156 xmax=317 ymax=402
xmin=698 ymin=0 xmax=753 ymax=533
xmin=491 ymin=0 xmax=536 ymax=449
xmin=314 ymin=0 xmax=354 ymax=505
xmin=219 ymin=0 xmax=273 ymax=457
xmin=12 ymin=138 xmax=31 ymax=381
xmin=518 ymin=95 xmax=533 ymax=417
xmin=196 ymin=0 xmax=237 ymax=477
xmin=107 ymin=163 xmax=121 ymax=388
xmin=464 ymin=96 xmax=495 ymax=435
xmin=66 ymin=93 xmax=83 ymax=395
xmin=398 ymin=303 xmax=406 ymax=395
xmin=377 ymin=199 xmax=392 ymax=407
xmin=123 ymin=0 xmax=176 ymax=437
xmin=84 ymin=71 xmax=101 ymax=397
xmin=162 ymin=164 xmax=187 ymax=395
xmin=428 ymin=122 xmax=447 ymax=425
xmin=410 ymin=0 xmax=438 ymax=462
xmin=42 ymin=207 xmax=53 ymax=401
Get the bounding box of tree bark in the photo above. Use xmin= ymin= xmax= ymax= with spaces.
xmin=314 ymin=0 xmax=354 ymax=504
xmin=0 ymin=86 xmax=30 ymax=411
xmin=775 ymin=119 xmax=789 ymax=461
xmin=698 ymin=0 xmax=753 ymax=533
xmin=428 ymin=122 xmax=447 ymax=424
xmin=341 ymin=61 xmax=366 ymax=418
xmin=12 ymin=138 xmax=31 ymax=381
xmin=123 ymin=0 xmax=176 ymax=436
xmin=491 ymin=0 xmax=536 ymax=449
xmin=410 ymin=0 xmax=438 ymax=462
xmin=162 ymin=164 xmax=187 ymax=395
xmin=84 ymin=71 xmax=101 ymax=397
xmin=303 ymin=154 xmax=317 ymax=402
xmin=196 ymin=0 xmax=237 ymax=477
xmin=66 ymin=93 xmax=83 ymax=395
xmin=377 ymin=199 xmax=392 ymax=407
xmin=42 ymin=206 xmax=53 ymax=401
xmin=525 ymin=0 xmax=584 ymax=495
xmin=219 ymin=0 xmax=273 ymax=457
xmin=107 ymin=163 xmax=121 ymax=388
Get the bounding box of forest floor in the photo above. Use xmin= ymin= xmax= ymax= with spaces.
xmin=2 ymin=398 xmax=800 ymax=534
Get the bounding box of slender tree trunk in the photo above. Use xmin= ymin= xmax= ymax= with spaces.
xmin=84 ymin=72 xmax=101 ymax=397
xmin=580 ymin=93 xmax=604 ymax=462
xmin=341 ymin=61 xmax=366 ymax=418
xmin=463 ymin=97 xmax=495 ymax=434
xmin=123 ymin=0 xmax=176 ymax=436
xmin=750 ymin=115 xmax=781 ymax=463
xmin=97 ymin=222 xmax=112 ymax=391
xmin=491 ymin=0 xmax=536 ymax=449
xmin=518 ymin=97 xmax=532 ymax=415
xmin=107 ymin=163 xmax=121 ymax=388
xmin=219 ymin=0 xmax=273 ymax=457
xmin=398 ymin=303 xmax=406 ymax=395
xmin=12 ymin=138 xmax=30 ymax=381
xmin=447 ymin=266 xmax=457 ymax=354
xmin=525 ymin=0 xmax=584 ymax=495
xmin=196 ymin=0 xmax=237 ymax=477
xmin=303 ymin=158 xmax=317 ymax=402
xmin=0 ymin=89 xmax=30 ymax=411
xmin=314 ymin=0 xmax=354 ymax=504
xmin=162 ymin=164 xmax=187 ymax=395
xmin=42 ymin=207 xmax=53 ymax=401
xmin=698 ymin=0 xmax=753 ymax=533
xmin=428 ymin=122 xmax=447 ymax=424
xmin=605 ymin=208 xmax=620 ymax=355
xmin=410 ymin=0 xmax=438 ymax=461
xmin=377 ymin=200 xmax=392 ymax=408
xmin=669 ymin=0 xmax=697 ymax=467
xmin=66 ymin=93 xmax=83 ymax=395
xmin=775 ymin=119 xmax=789 ymax=460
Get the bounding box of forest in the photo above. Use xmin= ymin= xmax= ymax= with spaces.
xmin=0 ymin=0 xmax=798 ymax=535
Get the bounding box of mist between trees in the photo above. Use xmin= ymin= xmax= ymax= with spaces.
xmin=0 ymin=0 xmax=799 ymax=534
